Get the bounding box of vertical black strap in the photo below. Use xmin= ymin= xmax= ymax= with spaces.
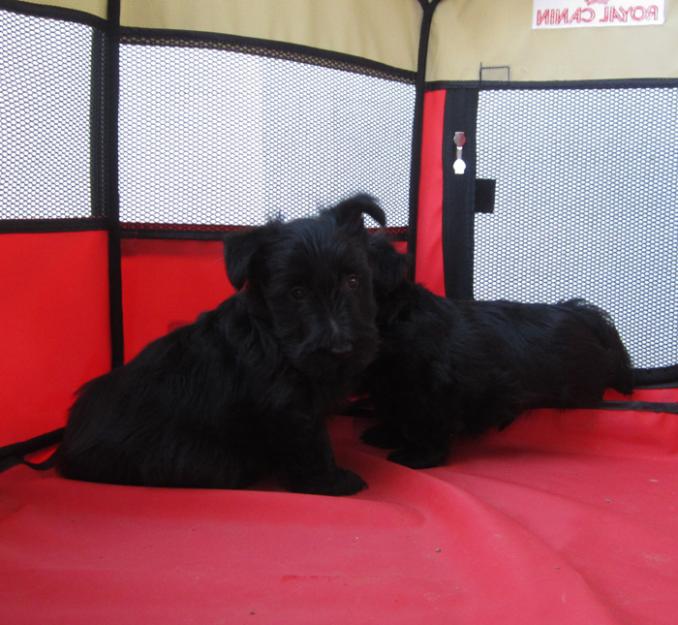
xmin=104 ymin=0 xmax=124 ymax=367
xmin=442 ymin=87 xmax=479 ymax=299
xmin=407 ymin=0 xmax=442 ymax=274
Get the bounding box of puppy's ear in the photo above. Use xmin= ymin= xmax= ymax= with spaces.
xmin=325 ymin=194 xmax=386 ymax=235
xmin=224 ymin=227 xmax=268 ymax=290
xmin=368 ymin=234 xmax=411 ymax=293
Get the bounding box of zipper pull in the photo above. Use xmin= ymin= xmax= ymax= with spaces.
xmin=453 ymin=131 xmax=467 ymax=175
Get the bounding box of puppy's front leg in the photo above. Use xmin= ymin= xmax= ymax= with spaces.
xmin=387 ymin=406 xmax=455 ymax=469
xmin=273 ymin=414 xmax=366 ymax=496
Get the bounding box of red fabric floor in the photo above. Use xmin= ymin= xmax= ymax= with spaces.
xmin=2 ymin=407 xmax=677 ymax=625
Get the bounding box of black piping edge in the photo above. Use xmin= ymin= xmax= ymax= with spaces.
xmin=0 ymin=428 xmax=63 ymax=474
xmin=441 ymin=87 xmax=479 ymax=299
xmin=425 ymin=77 xmax=678 ymax=91
xmin=406 ymin=0 xmax=442 ymax=278
xmin=0 ymin=217 xmax=109 ymax=234
xmin=122 ymin=225 xmax=252 ymax=241
xmin=581 ymin=401 xmax=678 ymax=415
xmin=0 ymin=0 xmax=106 ymax=29
xmin=0 ymin=222 xmax=409 ymax=242
xmin=119 ymin=27 xmax=416 ymax=84
xmin=121 ymin=225 xmax=410 ymax=242
xmin=104 ymin=0 xmax=124 ymax=369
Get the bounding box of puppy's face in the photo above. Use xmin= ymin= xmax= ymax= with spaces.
xmin=226 ymin=196 xmax=386 ymax=378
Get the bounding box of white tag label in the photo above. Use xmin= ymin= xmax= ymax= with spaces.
xmin=532 ymin=0 xmax=665 ymax=29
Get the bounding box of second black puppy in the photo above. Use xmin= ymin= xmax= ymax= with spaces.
xmin=361 ymin=234 xmax=634 ymax=468
xmin=57 ymin=196 xmax=385 ymax=495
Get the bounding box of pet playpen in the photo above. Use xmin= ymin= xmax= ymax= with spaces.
xmin=1 ymin=0 xmax=677 ymax=623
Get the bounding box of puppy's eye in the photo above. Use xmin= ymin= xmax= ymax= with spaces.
xmin=290 ymin=286 xmax=307 ymax=300
xmin=346 ymin=274 xmax=360 ymax=289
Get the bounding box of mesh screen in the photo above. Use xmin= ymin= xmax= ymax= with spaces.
xmin=475 ymin=87 xmax=678 ymax=369
xmin=119 ymin=38 xmax=415 ymax=229
xmin=0 ymin=9 xmax=93 ymax=220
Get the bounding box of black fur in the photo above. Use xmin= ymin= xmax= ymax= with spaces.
xmin=57 ymin=196 xmax=385 ymax=495
xmin=361 ymin=233 xmax=634 ymax=469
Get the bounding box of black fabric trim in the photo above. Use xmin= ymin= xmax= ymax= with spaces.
xmin=442 ymin=88 xmax=479 ymax=299
xmin=104 ymin=0 xmax=124 ymax=369
xmin=0 ymin=450 xmax=59 ymax=473
xmin=322 ymin=398 xmax=678 ymax=417
xmin=426 ymin=78 xmax=678 ymax=92
xmin=0 ymin=0 xmax=106 ymax=29
xmin=592 ymin=401 xmax=678 ymax=414
xmin=122 ymin=225 xmax=249 ymax=241
xmin=0 ymin=456 xmax=22 ymax=473
xmin=21 ymin=453 xmax=58 ymax=470
xmin=474 ymin=179 xmax=495 ymax=214
xmin=120 ymin=225 xmax=409 ymax=242
xmin=0 ymin=428 xmax=63 ymax=474
xmin=0 ymin=217 xmax=108 ymax=234
xmin=406 ymin=0 xmax=441 ymax=277
xmin=119 ymin=27 xmax=415 ymax=84
xmin=0 ymin=428 xmax=63 ymax=459
xmin=107 ymin=219 xmax=124 ymax=373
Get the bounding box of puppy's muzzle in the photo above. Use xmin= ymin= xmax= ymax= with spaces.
xmin=328 ymin=319 xmax=354 ymax=357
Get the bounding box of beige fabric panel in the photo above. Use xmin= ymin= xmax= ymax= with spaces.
xmin=20 ymin=0 xmax=107 ymax=19
xmin=120 ymin=0 xmax=421 ymax=72
xmin=428 ymin=0 xmax=678 ymax=81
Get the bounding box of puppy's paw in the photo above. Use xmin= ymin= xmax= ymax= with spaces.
xmin=361 ymin=424 xmax=404 ymax=449
xmin=288 ymin=468 xmax=367 ymax=496
xmin=388 ymin=447 xmax=448 ymax=469
xmin=329 ymin=468 xmax=368 ymax=496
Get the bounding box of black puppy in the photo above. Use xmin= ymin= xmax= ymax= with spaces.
xmin=57 ymin=196 xmax=385 ymax=495
xmin=361 ymin=233 xmax=634 ymax=468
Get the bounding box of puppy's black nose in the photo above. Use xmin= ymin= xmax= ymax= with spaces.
xmin=330 ymin=342 xmax=353 ymax=356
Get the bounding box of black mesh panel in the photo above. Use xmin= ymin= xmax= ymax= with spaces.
xmin=0 ymin=9 xmax=94 ymax=220
xmin=475 ymin=87 xmax=678 ymax=369
xmin=118 ymin=37 xmax=415 ymax=229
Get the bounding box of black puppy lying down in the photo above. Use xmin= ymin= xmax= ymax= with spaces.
xmin=57 ymin=196 xmax=385 ymax=495
xmin=362 ymin=234 xmax=634 ymax=468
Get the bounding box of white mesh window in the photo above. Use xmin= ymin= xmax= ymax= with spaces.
xmin=0 ymin=9 xmax=93 ymax=220
xmin=119 ymin=41 xmax=415 ymax=228
xmin=475 ymin=87 xmax=678 ymax=369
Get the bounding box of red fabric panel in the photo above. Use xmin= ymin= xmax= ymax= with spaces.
xmin=415 ymin=89 xmax=446 ymax=296
xmin=0 ymin=231 xmax=110 ymax=446
xmin=2 ymin=408 xmax=677 ymax=625
xmin=121 ymin=239 xmax=235 ymax=361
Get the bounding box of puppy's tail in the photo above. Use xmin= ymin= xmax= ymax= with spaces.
xmin=560 ymin=299 xmax=634 ymax=395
